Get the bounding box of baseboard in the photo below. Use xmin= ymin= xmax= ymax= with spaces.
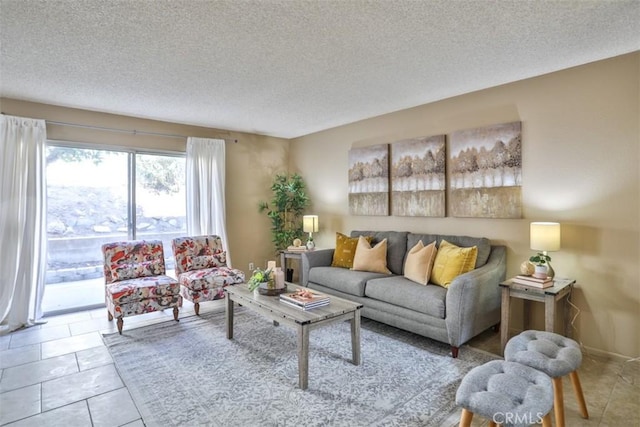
xmin=508 ymin=326 xmax=639 ymax=363
xmin=581 ymin=345 xmax=640 ymax=363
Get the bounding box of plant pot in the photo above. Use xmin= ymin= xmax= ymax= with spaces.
xmin=533 ymin=265 xmax=548 ymax=279
xmin=257 ymin=281 xmax=287 ymax=295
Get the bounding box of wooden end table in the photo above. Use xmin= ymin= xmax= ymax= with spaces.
xmin=279 ymin=250 xmax=308 ymax=284
xmin=224 ymin=282 xmax=362 ymax=390
xmin=499 ymin=277 xmax=575 ymax=355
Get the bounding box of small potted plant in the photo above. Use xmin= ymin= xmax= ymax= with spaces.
xmin=529 ymin=252 xmax=551 ymax=279
xmin=247 ymin=268 xmax=274 ymax=292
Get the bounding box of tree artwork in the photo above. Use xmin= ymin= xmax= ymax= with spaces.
xmin=391 ymin=135 xmax=446 ymax=217
xmin=348 ymin=144 xmax=390 ymax=216
xmin=449 ymin=122 xmax=522 ymax=218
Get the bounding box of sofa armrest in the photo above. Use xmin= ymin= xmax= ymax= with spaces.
xmin=445 ymin=245 xmax=506 ymax=347
xmin=301 ymin=249 xmax=334 ymax=286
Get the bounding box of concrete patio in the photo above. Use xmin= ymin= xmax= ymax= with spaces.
xmin=42 ymin=277 xmax=105 ymax=317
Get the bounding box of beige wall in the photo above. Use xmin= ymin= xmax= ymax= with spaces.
xmin=289 ymin=53 xmax=640 ymax=359
xmin=0 ymin=98 xmax=290 ymax=280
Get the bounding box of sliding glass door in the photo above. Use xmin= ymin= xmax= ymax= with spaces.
xmin=134 ymin=153 xmax=187 ymax=268
xmin=43 ymin=144 xmax=186 ymax=314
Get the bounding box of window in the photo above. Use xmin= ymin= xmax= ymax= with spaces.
xmin=43 ymin=144 xmax=186 ymax=314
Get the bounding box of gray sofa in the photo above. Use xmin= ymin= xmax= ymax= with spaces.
xmin=301 ymin=231 xmax=506 ymax=357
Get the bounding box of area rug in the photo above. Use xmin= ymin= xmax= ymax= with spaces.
xmin=103 ymin=309 xmax=497 ymax=427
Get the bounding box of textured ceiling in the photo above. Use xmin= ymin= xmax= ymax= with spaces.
xmin=1 ymin=1 xmax=638 ymax=139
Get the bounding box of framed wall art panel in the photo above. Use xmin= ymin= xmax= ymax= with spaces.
xmin=348 ymin=144 xmax=390 ymax=216
xmin=391 ymin=135 xmax=446 ymax=217
xmin=449 ymin=121 xmax=522 ymax=218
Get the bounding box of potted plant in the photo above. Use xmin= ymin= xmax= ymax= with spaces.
xmin=247 ymin=267 xmax=287 ymax=295
xmin=529 ymin=252 xmax=551 ymax=278
xmin=247 ymin=267 xmax=273 ymax=292
xmin=258 ymin=173 xmax=310 ymax=253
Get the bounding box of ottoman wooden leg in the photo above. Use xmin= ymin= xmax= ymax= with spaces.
xmin=459 ymin=408 xmax=473 ymax=427
xmin=116 ymin=318 xmax=123 ymax=334
xmin=552 ymin=376 xmax=565 ymax=427
xmin=173 ymin=306 xmax=179 ymax=321
xmin=194 ymin=302 xmax=200 ymax=316
xmin=570 ymin=370 xmax=589 ymax=418
xmin=108 ymin=311 xmax=113 ymax=321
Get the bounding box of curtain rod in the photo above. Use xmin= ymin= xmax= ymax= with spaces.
xmin=44 ymin=119 xmax=238 ymax=143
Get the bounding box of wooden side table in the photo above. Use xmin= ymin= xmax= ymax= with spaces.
xmin=280 ymin=250 xmax=308 ymax=284
xmin=499 ymin=277 xmax=575 ymax=354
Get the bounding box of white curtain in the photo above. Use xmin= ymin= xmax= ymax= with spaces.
xmin=186 ymin=137 xmax=232 ymax=266
xmin=0 ymin=115 xmax=48 ymax=333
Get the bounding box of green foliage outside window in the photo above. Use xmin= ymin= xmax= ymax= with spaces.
xmin=46 ymin=146 xmax=183 ymax=195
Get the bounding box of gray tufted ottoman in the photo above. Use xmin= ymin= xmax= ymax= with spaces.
xmin=455 ymin=359 xmax=553 ymax=427
xmin=505 ymin=330 xmax=589 ymax=427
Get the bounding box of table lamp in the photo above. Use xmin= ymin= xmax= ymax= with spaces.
xmin=530 ymin=222 xmax=561 ymax=279
xmin=303 ymin=215 xmax=319 ymax=250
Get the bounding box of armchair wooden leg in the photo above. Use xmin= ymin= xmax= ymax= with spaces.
xmin=117 ymin=318 xmax=123 ymax=334
xmin=451 ymin=346 xmax=459 ymax=358
xmin=108 ymin=311 xmax=113 ymax=321
xmin=541 ymin=412 xmax=553 ymax=427
xmin=194 ymin=302 xmax=200 ymax=316
xmin=173 ymin=306 xmax=179 ymax=321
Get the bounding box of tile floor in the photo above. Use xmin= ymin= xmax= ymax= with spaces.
xmin=1 ymin=299 xmax=638 ymax=426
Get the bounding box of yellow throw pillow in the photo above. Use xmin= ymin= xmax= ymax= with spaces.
xmin=331 ymin=233 xmax=371 ymax=269
xmin=352 ymin=236 xmax=391 ymax=274
xmin=431 ymin=240 xmax=478 ymax=288
xmin=404 ymin=240 xmax=437 ymax=285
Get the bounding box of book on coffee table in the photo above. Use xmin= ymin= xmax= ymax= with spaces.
xmin=279 ymin=298 xmax=330 ymax=311
xmin=280 ymin=288 xmax=330 ymax=309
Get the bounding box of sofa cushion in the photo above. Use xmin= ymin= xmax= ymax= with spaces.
xmin=364 ymin=276 xmax=447 ymax=318
xmin=352 ymin=236 xmax=391 ymax=274
xmin=331 ymin=232 xmax=372 ymax=269
xmin=351 ymin=231 xmax=408 ymax=275
xmin=404 ymin=241 xmax=437 ymax=285
xmin=431 ymin=240 xmax=478 ymax=288
xmin=308 ymin=266 xmax=387 ymax=297
xmin=407 ymin=233 xmax=491 ymax=268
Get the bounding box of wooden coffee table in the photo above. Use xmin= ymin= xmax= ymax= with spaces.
xmin=224 ymin=283 xmax=363 ymax=390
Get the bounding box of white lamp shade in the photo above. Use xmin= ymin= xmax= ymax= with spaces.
xmin=530 ymin=222 xmax=561 ymax=252
xmin=303 ymin=215 xmax=319 ymax=233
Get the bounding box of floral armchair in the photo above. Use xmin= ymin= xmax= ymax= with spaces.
xmin=102 ymin=240 xmax=181 ymax=334
xmin=172 ymin=235 xmax=245 ymax=315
